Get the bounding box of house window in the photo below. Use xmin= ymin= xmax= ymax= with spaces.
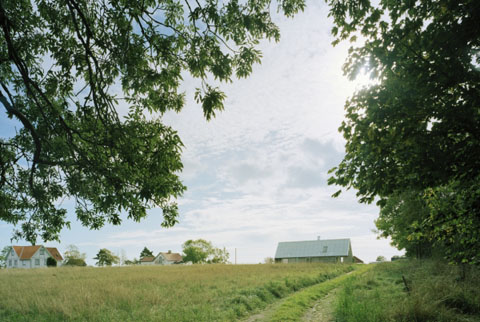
xmin=8 ymin=260 xmax=12 ymax=266
xmin=40 ymin=248 xmax=44 ymax=255
xmin=35 ymin=259 xmax=40 ymax=265
xmin=322 ymin=246 xmax=328 ymax=253
xmin=22 ymin=260 xmax=26 ymax=266
xmin=14 ymin=260 xmax=18 ymax=266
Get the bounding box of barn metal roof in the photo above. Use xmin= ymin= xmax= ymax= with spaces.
xmin=274 ymin=239 xmax=351 ymax=259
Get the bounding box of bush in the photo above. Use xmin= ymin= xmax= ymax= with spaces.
xmin=46 ymin=257 xmax=57 ymax=267
xmin=64 ymin=258 xmax=87 ymax=266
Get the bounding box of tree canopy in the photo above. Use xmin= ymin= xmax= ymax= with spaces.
xmin=182 ymin=239 xmax=229 ymax=264
xmin=327 ymin=0 xmax=480 ymax=264
xmin=140 ymin=246 xmax=154 ymax=258
xmin=328 ymin=0 xmax=480 ymax=202
xmin=0 ymin=0 xmax=305 ymax=243
xmin=94 ymin=248 xmax=119 ymax=266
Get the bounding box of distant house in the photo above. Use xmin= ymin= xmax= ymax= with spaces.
xmin=274 ymin=238 xmax=354 ymax=264
xmin=139 ymin=256 xmax=156 ymax=265
xmin=155 ymin=252 xmax=183 ymax=265
xmin=6 ymin=245 xmax=63 ymax=269
xmin=140 ymin=252 xmax=183 ymax=266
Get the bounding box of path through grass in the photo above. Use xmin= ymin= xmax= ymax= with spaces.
xmin=269 ymin=264 xmax=372 ymax=322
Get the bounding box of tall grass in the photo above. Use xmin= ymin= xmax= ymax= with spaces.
xmin=0 ymin=263 xmax=352 ymax=321
xmin=334 ymin=260 xmax=480 ymax=322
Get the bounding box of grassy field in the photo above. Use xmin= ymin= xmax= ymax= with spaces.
xmin=334 ymin=260 xmax=480 ymax=322
xmin=0 ymin=263 xmax=353 ymax=321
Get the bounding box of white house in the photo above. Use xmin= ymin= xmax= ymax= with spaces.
xmin=6 ymin=245 xmax=64 ymax=269
xmin=155 ymin=252 xmax=183 ymax=265
xmin=139 ymin=251 xmax=183 ymax=266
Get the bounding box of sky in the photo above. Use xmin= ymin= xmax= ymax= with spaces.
xmin=0 ymin=0 xmax=404 ymax=264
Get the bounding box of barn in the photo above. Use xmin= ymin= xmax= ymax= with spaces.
xmin=274 ymin=238 xmax=354 ymax=263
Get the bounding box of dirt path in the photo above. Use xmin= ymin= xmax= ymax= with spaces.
xmin=241 ymin=269 xmax=357 ymax=322
xmin=300 ymin=288 xmax=339 ymax=322
xmin=241 ymin=287 xmax=340 ymax=322
xmin=241 ymin=297 xmax=289 ymax=322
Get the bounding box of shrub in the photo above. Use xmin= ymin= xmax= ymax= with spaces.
xmin=46 ymin=257 xmax=57 ymax=267
xmin=64 ymin=258 xmax=87 ymax=267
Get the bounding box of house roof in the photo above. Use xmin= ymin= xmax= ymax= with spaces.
xmin=140 ymin=256 xmax=155 ymax=262
xmin=159 ymin=252 xmax=183 ymax=262
xmin=46 ymin=248 xmax=63 ymax=261
xmin=275 ymin=239 xmax=351 ymax=259
xmin=12 ymin=246 xmax=41 ymax=259
xmin=11 ymin=246 xmax=63 ymax=260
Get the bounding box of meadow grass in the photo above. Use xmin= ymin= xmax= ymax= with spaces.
xmin=0 ymin=263 xmax=352 ymax=321
xmin=334 ymin=260 xmax=480 ymax=322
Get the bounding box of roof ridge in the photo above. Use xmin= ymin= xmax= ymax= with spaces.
xmin=279 ymin=238 xmax=350 ymax=243
xmin=19 ymin=246 xmax=25 ymax=259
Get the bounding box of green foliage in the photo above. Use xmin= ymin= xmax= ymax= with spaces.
xmin=422 ymin=180 xmax=480 ymax=265
xmin=375 ymin=256 xmax=386 ymax=262
xmin=327 ymin=0 xmax=480 ymax=264
xmin=0 ymin=246 xmax=10 ymax=268
xmin=139 ymin=247 xmax=154 ymax=259
xmin=93 ymin=248 xmax=119 ymax=267
xmin=375 ymin=180 xmax=480 ymax=264
xmin=64 ymin=258 xmax=87 ymax=266
xmin=0 ymin=0 xmax=305 ymax=244
xmin=46 ymin=257 xmax=57 ymax=267
xmin=182 ymin=239 xmax=229 ymax=264
xmin=209 ymin=246 xmax=230 ymax=264
xmin=328 ymin=0 xmax=480 ymax=202
xmin=375 ymin=191 xmax=434 ymax=259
